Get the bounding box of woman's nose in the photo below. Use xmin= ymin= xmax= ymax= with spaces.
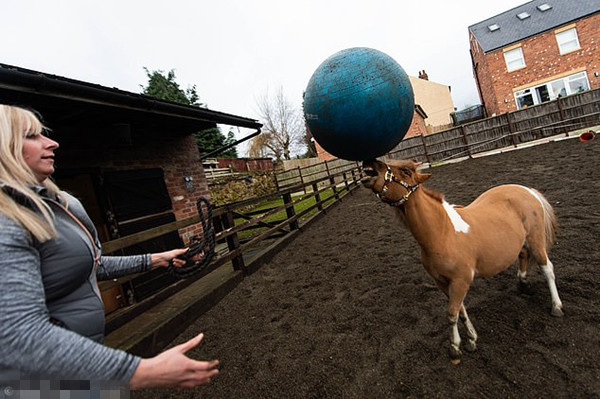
xmin=43 ymin=136 xmax=59 ymax=149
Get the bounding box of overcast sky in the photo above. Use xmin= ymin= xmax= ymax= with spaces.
xmin=2 ymin=0 xmax=526 ymax=150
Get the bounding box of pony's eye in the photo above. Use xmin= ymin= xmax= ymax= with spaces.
xmin=400 ymin=168 xmax=411 ymax=176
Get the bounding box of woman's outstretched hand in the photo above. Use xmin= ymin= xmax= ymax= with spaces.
xmin=129 ymin=333 xmax=219 ymax=390
xmin=151 ymin=248 xmax=205 ymax=269
xmin=150 ymin=248 xmax=189 ymax=268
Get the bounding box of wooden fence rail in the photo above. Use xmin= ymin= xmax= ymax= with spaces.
xmin=274 ymin=158 xmax=361 ymax=191
xmin=102 ymin=161 xmax=363 ymax=330
xmin=388 ymin=88 xmax=600 ymax=164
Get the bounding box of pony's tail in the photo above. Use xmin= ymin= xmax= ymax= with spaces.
xmin=533 ymin=188 xmax=558 ymax=251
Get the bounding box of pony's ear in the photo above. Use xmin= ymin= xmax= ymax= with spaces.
xmin=415 ymin=172 xmax=432 ymax=183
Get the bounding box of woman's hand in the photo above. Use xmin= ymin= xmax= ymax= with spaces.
xmin=150 ymin=248 xmax=189 ymax=268
xmin=129 ymin=333 xmax=219 ymax=390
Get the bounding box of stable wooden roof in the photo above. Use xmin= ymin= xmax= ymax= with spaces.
xmin=0 ymin=63 xmax=262 ymax=135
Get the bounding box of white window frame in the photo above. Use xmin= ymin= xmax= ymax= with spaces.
xmin=514 ymin=71 xmax=590 ymax=109
xmin=556 ymin=27 xmax=580 ymax=54
xmin=504 ymin=47 xmax=525 ymax=72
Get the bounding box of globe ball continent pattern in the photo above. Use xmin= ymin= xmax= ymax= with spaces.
xmin=304 ymin=47 xmax=415 ymax=161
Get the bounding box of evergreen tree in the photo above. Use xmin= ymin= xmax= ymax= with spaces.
xmin=141 ymin=68 xmax=200 ymax=106
xmin=141 ymin=68 xmax=237 ymax=158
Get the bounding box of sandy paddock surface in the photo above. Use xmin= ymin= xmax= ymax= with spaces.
xmin=135 ymin=136 xmax=599 ymax=399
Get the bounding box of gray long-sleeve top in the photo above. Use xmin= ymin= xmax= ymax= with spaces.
xmin=0 ymin=189 xmax=152 ymax=383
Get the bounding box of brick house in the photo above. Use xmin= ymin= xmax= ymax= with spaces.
xmin=469 ymin=0 xmax=600 ymax=116
xmin=404 ymin=104 xmax=428 ymax=139
xmin=0 ymin=64 xmax=261 ymax=255
xmin=409 ymin=71 xmax=454 ymax=132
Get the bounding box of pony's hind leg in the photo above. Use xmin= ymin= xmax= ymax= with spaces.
xmin=517 ymin=247 xmax=534 ymax=294
xmin=459 ymin=305 xmax=478 ymax=352
xmin=539 ymin=259 xmax=564 ymax=317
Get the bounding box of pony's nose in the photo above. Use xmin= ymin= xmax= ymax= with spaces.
xmin=362 ymin=160 xmax=379 ymax=177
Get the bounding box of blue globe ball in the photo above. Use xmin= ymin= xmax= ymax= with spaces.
xmin=304 ymin=47 xmax=414 ymax=161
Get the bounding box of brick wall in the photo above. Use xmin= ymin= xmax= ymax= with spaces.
xmin=217 ymin=158 xmax=274 ymax=172
xmin=315 ymin=141 xmax=336 ymax=162
xmin=59 ymin=132 xmax=208 ymax=244
xmin=405 ymin=109 xmax=427 ymax=139
xmin=471 ymin=13 xmax=600 ymax=115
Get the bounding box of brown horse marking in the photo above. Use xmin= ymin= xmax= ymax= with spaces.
xmin=361 ymin=159 xmax=563 ymax=364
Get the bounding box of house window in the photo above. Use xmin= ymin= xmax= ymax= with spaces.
xmin=504 ymin=47 xmax=525 ymax=71
xmin=514 ymin=71 xmax=590 ymax=109
xmin=556 ymin=27 xmax=580 ymax=54
xmin=515 ymin=89 xmax=535 ymax=109
xmin=567 ymin=71 xmax=590 ymax=93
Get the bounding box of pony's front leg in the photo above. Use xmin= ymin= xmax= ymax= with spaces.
xmin=448 ymin=313 xmax=462 ymax=364
xmin=447 ymin=280 xmax=471 ymax=364
xmin=459 ymin=305 xmax=478 ymax=352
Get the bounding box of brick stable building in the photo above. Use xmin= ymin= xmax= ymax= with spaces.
xmin=0 ymin=63 xmax=261 ymax=253
xmin=469 ymin=0 xmax=600 ymax=116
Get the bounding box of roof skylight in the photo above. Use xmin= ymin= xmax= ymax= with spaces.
xmin=517 ymin=12 xmax=531 ymax=20
xmin=488 ymin=24 xmax=500 ymax=32
xmin=537 ymin=3 xmax=552 ymax=11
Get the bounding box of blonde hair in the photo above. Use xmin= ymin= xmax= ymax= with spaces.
xmin=0 ymin=104 xmax=61 ymax=242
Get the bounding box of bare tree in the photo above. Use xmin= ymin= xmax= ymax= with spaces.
xmin=247 ymin=132 xmax=272 ymax=158
xmin=250 ymin=87 xmax=306 ymax=161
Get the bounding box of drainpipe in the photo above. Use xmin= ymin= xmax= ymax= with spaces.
xmin=200 ymin=128 xmax=262 ymax=160
xmin=470 ymin=49 xmax=487 ymax=118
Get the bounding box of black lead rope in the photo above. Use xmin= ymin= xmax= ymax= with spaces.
xmin=168 ymin=196 xmax=216 ymax=278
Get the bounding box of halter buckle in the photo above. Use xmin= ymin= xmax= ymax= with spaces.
xmin=377 ymin=165 xmax=419 ymax=207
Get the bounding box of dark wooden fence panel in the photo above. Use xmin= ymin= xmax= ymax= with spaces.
xmin=102 ymin=161 xmax=363 ymax=327
xmin=423 ymin=127 xmax=466 ymax=163
xmin=387 ymin=88 xmax=600 ymax=163
xmin=275 ymin=158 xmax=360 ymax=191
xmin=388 ymin=136 xmax=427 ymax=162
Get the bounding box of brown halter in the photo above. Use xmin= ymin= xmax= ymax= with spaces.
xmin=376 ymin=166 xmax=419 ymax=207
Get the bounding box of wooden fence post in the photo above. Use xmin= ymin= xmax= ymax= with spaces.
xmin=506 ymin=112 xmax=518 ymax=147
xmin=556 ymin=96 xmax=568 ymax=136
xmin=343 ymin=171 xmax=349 ymax=193
xmin=222 ymin=211 xmax=245 ymax=271
xmin=283 ymin=192 xmax=299 ymax=230
xmin=419 ymin=134 xmax=432 ymax=164
xmin=325 ymin=160 xmax=339 ymax=200
xmin=312 ymin=182 xmax=322 ymax=212
xmin=274 ymin=172 xmax=280 ymax=192
xmin=297 ymin=166 xmax=306 ymax=194
xmin=460 ymin=126 xmax=473 ymax=158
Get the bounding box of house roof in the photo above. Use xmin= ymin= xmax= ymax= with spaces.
xmin=414 ymin=104 xmax=428 ymax=119
xmin=469 ymin=0 xmax=599 ymax=53
xmin=0 ymin=63 xmax=262 ymax=135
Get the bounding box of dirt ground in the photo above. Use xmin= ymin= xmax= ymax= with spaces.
xmin=135 ymin=136 xmax=600 ymax=399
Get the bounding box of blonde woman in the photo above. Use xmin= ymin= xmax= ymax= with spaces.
xmin=0 ymin=104 xmax=218 ymax=389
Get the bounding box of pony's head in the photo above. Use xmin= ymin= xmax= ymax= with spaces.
xmin=362 ymin=159 xmax=431 ymax=206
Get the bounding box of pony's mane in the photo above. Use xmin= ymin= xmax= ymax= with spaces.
xmin=420 ymin=184 xmax=445 ymax=203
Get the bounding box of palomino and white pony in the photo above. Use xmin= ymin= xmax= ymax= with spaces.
xmin=361 ymin=158 xmax=563 ymax=364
